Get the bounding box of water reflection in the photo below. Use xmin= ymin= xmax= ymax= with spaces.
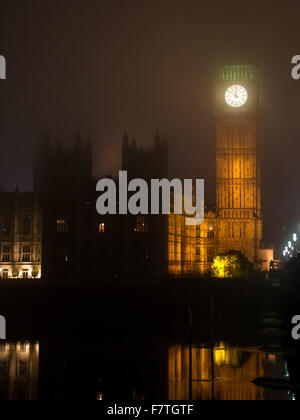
xmin=0 ymin=341 xmax=39 ymax=400
xmin=168 ymin=342 xmax=290 ymax=400
xmin=0 ymin=339 xmax=292 ymax=400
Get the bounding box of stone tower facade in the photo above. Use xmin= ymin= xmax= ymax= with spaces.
xmin=167 ymin=65 xmax=270 ymax=277
xmin=216 ymin=65 xmax=262 ymax=267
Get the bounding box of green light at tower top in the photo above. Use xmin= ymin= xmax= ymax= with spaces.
xmin=218 ymin=65 xmax=261 ymax=82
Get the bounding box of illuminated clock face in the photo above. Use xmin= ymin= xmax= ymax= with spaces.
xmin=225 ymin=85 xmax=248 ymax=108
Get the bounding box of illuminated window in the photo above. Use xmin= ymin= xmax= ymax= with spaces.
xmin=22 ymin=245 xmax=32 ymax=262
xmin=96 ymin=392 xmax=103 ymax=401
xmin=196 ymin=247 xmax=201 ymax=262
xmin=135 ymin=216 xmax=147 ymax=233
xmin=1 ymin=270 xmax=8 ymax=279
xmin=208 ymin=227 xmax=214 ymax=239
xmin=18 ymin=342 xmax=30 ymax=353
xmin=57 ymin=217 xmax=68 ymax=233
xmin=99 ymin=223 xmax=105 ymax=233
xmin=22 ymin=270 xmax=29 ymax=279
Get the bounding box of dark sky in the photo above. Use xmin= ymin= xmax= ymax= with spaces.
xmin=1 ymin=0 xmax=300 ymax=249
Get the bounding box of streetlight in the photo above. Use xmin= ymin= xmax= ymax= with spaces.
xmin=292 ymin=233 xmax=298 ymax=257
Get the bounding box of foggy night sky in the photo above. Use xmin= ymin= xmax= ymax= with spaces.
xmin=1 ymin=0 xmax=300 ymax=248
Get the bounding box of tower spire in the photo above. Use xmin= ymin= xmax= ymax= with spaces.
xmin=56 ymin=138 xmax=64 ymax=157
xmin=131 ymin=133 xmax=137 ymax=149
xmin=75 ymin=130 xmax=83 ymax=154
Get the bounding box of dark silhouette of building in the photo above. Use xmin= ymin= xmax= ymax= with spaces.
xmin=32 ymin=131 xmax=168 ymax=284
xmin=121 ymin=131 xmax=169 ymax=283
xmin=34 ymin=133 xmax=95 ymax=283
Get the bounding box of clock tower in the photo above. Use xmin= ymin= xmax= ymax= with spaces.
xmin=216 ymin=65 xmax=262 ymax=267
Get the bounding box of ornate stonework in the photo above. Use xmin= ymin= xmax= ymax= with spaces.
xmin=167 ymin=65 xmax=270 ymax=276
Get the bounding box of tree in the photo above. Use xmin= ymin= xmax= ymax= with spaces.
xmin=211 ymin=250 xmax=254 ymax=279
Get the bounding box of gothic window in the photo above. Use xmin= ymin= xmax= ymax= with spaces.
xmin=1 ymin=244 xmax=11 ymax=262
xmin=196 ymin=247 xmax=201 ymax=262
xmin=2 ymin=254 xmax=10 ymax=262
xmin=135 ymin=216 xmax=147 ymax=233
xmin=22 ymin=270 xmax=29 ymax=279
xmin=1 ymin=270 xmax=8 ymax=279
xmin=208 ymin=227 xmax=214 ymax=239
xmin=22 ymin=245 xmax=32 ymax=262
xmin=207 ymin=248 xmax=214 ymax=263
xmin=22 ymin=215 xmax=32 ymax=235
xmin=57 ymin=217 xmax=69 ymax=233
xmin=99 ymin=223 xmax=105 ymax=233
xmin=19 ymin=342 xmax=29 ymax=353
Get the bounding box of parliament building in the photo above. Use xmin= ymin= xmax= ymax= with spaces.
xmin=0 ymin=65 xmax=273 ymax=282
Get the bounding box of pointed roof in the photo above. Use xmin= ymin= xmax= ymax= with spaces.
xmin=56 ymin=138 xmax=64 ymax=155
xmin=75 ymin=130 xmax=83 ymax=151
xmin=86 ymin=133 xmax=92 ymax=153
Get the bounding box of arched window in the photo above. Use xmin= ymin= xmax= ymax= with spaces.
xmin=23 ymin=215 xmax=32 ymax=235
xmin=57 ymin=217 xmax=68 ymax=233
xmin=99 ymin=223 xmax=105 ymax=233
